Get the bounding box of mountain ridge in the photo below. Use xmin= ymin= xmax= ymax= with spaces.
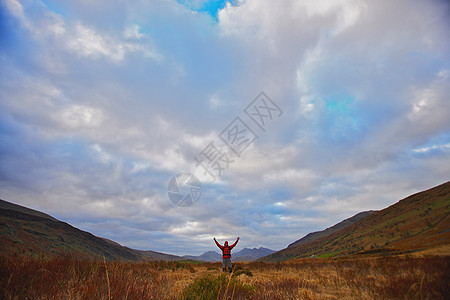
xmin=233 ymin=247 xmax=276 ymax=261
xmin=0 ymin=199 xmax=58 ymax=222
xmin=2 ymin=181 xmax=448 ymax=262
xmin=0 ymin=199 xmax=181 ymax=261
xmin=183 ymin=250 xmax=222 ymax=262
xmin=287 ymin=211 xmax=376 ymax=248
xmin=261 ymin=181 xmax=450 ymax=262
xmin=183 ymin=247 xmax=275 ymax=262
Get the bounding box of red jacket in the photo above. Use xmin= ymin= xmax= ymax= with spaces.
xmin=214 ymin=239 xmax=238 ymax=258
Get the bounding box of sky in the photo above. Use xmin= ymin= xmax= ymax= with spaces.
xmin=1 ymin=0 xmax=449 ymax=256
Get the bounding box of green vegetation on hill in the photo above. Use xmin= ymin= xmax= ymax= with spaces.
xmin=262 ymin=181 xmax=450 ymax=262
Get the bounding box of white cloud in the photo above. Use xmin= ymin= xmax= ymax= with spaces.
xmin=2 ymin=1 xmax=162 ymax=63
xmin=124 ymin=24 xmax=144 ymax=40
xmin=67 ymin=24 xmax=125 ymax=61
xmin=66 ymin=23 xmax=162 ymax=62
xmin=3 ymin=0 xmax=25 ymax=22
xmin=59 ymin=105 xmax=104 ymax=128
xmin=413 ymin=143 xmax=450 ymax=154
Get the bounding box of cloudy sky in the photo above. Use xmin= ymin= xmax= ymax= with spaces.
xmin=1 ymin=0 xmax=449 ymax=256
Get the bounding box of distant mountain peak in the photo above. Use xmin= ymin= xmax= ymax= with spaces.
xmin=233 ymin=246 xmax=275 ymax=261
xmin=182 ymin=250 xmax=222 ymax=262
xmin=182 ymin=247 xmax=275 ymax=262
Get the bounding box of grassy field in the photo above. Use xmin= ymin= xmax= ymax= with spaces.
xmin=1 ymin=254 xmax=448 ymax=299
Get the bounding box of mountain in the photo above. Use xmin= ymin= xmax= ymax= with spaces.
xmin=262 ymin=181 xmax=450 ymax=262
xmin=0 ymin=199 xmax=181 ymax=261
xmin=184 ymin=247 xmax=275 ymax=262
xmin=0 ymin=199 xmax=58 ymax=221
xmin=287 ymin=211 xmax=376 ymax=248
xmin=135 ymin=249 xmax=183 ymax=261
xmin=183 ymin=251 xmax=223 ymax=262
xmin=234 ymin=247 xmax=275 ymax=261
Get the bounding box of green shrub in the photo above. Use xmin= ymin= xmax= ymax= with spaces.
xmin=182 ymin=273 xmax=254 ymax=299
xmin=182 ymin=274 xmax=227 ymax=299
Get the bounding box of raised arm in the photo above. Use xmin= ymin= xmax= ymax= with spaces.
xmin=214 ymin=237 xmax=223 ymax=250
xmin=229 ymin=237 xmax=239 ymax=249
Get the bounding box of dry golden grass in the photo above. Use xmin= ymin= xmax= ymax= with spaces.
xmin=0 ymin=254 xmax=448 ymax=299
xmin=408 ymin=244 xmax=450 ymax=257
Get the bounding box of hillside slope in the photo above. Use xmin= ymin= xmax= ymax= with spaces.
xmin=0 ymin=199 xmax=180 ymax=261
xmin=287 ymin=211 xmax=376 ymax=248
xmin=262 ymin=181 xmax=450 ymax=262
xmin=135 ymin=249 xmax=183 ymax=261
xmin=0 ymin=200 xmax=58 ymax=221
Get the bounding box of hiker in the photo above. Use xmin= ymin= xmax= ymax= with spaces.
xmin=214 ymin=237 xmax=239 ymax=273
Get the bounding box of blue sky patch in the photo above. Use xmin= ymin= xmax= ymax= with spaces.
xmin=177 ymin=0 xmax=238 ymax=21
